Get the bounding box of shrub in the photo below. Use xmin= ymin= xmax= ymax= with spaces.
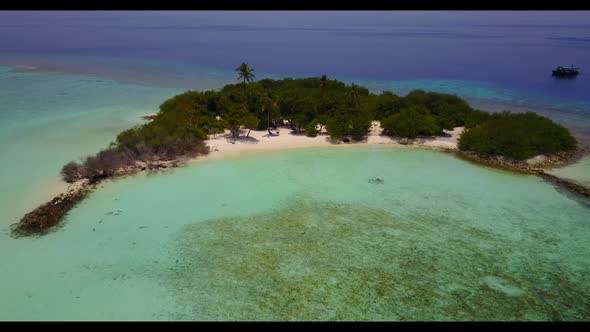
xmin=326 ymin=112 xmax=371 ymax=141
xmin=305 ymin=121 xmax=319 ymax=137
xmin=464 ymin=109 xmax=491 ymax=128
xmin=61 ymin=161 xmax=85 ymax=183
xmin=403 ymin=90 xmax=474 ymax=129
xmin=325 ymin=116 xmax=345 ymax=140
xmin=458 ymin=112 xmax=577 ymax=160
xmin=381 ymin=106 xmax=442 ymax=139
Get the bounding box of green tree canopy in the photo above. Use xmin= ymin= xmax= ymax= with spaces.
xmin=381 ymin=105 xmax=442 ymax=139
xmin=236 ymin=62 xmax=256 ymax=85
xmin=60 ymin=65 xmax=580 ymax=184
xmin=458 ymin=112 xmax=577 ymax=160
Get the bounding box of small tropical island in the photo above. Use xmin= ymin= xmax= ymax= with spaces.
xmin=11 ymin=63 xmax=587 ymax=237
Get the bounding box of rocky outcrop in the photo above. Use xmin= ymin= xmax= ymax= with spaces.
xmin=537 ymin=172 xmax=590 ymax=198
xmin=117 ymin=159 xmax=182 ymax=175
xmin=141 ymin=114 xmax=157 ymax=121
xmin=368 ymin=178 xmax=384 ymax=184
xmin=11 ymin=159 xmax=185 ymax=238
xmin=455 ymin=148 xmax=585 ymax=174
xmin=398 ymin=138 xmax=414 ymax=145
xmin=455 ymin=147 xmax=590 ymax=199
xmin=11 ymin=179 xmax=91 ymax=237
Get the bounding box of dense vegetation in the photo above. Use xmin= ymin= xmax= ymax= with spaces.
xmin=458 ymin=112 xmax=577 ymax=160
xmin=60 ymin=63 xmax=578 ymax=183
xmin=373 ymin=89 xmax=494 ymax=139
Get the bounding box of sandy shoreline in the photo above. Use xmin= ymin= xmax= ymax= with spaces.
xmin=32 ymin=122 xmax=461 ymax=211
xmin=30 ymin=120 xmax=586 ymax=212
xmin=193 ymin=122 xmax=463 ymax=164
xmin=15 ymin=121 xmax=590 ymax=236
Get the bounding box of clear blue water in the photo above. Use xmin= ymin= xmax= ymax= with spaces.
xmin=0 ymin=12 xmax=589 ymax=99
xmin=1 ymin=12 xmax=590 ymax=320
xmin=2 ymin=11 xmax=589 ymax=140
xmin=0 ymin=65 xmax=181 ymax=223
xmin=2 ymin=146 xmax=590 ymax=320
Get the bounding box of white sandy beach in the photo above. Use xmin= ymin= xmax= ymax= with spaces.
xmin=198 ymin=121 xmax=464 ymax=163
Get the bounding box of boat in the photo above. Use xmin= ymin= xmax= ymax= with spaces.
xmin=552 ymin=65 xmax=580 ymax=77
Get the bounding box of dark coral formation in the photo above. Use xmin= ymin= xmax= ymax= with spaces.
xmin=368 ymin=177 xmax=384 ymax=184
xmin=158 ymin=198 xmax=590 ymax=320
xmin=10 ymin=187 xmax=90 ymax=238
xmin=455 ymin=148 xmax=590 ymax=199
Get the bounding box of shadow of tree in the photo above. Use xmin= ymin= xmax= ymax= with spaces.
xmin=223 ymin=133 xmax=260 ymax=144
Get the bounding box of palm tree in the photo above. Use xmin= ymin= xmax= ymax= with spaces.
xmin=348 ymin=83 xmax=361 ymax=106
xmin=320 ymin=74 xmax=328 ymax=90
xmin=317 ymin=74 xmax=329 ymax=135
xmin=236 ymin=62 xmax=256 ymax=86
xmin=262 ymin=93 xmax=278 ymax=136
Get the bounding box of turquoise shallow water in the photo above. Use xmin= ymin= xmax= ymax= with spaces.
xmin=0 ymin=65 xmax=181 ymax=222
xmin=0 ymin=66 xmax=181 ymax=320
xmin=1 ymin=65 xmax=590 ymax=320
xmin=2 ymin=147 xmax=590 ymax=320
xmin=548 ymin=156 xmax=590 ymax=188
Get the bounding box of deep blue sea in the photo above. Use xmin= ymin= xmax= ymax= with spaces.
xmin=2 ymin=11 xmax=590 ymax=137
xmin=0 ymin=12 xmax=588 ymax=97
